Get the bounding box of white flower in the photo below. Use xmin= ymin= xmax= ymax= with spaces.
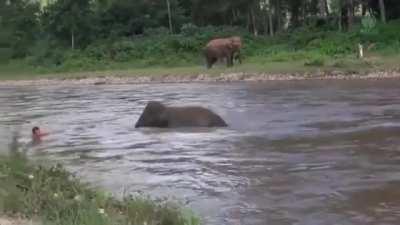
xmin=74 ymin=195 xmax=82 ymax=201
xmin=53 ymin=193 xmax=59 ymax=198
xmin=98 ymin=208 xmax=105 ymax=214
xmin=28 ymin=174 xmax=34 ymax=180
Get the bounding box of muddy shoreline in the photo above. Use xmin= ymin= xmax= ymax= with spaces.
xmin=0 ymin=217 xmax=38 ymax=225
xmin=1 ymin=70 xmax=400 ymax=86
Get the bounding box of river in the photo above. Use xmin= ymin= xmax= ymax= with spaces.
xmin=1 ymin=79 xmax=400 ymax=225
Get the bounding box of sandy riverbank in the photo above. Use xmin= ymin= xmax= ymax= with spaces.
xmin=1 ymin=70 xmax=400 ymax=86
xmin=0 ymin=217 xmax=38 ymax=225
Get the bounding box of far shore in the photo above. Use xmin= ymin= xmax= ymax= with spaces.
xmin=1 ymin=69 xmax=400 ymax=86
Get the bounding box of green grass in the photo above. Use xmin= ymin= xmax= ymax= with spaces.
xmin=0 ymin=53 xmax=398 ymax=81
xmin=0 ymin=145 xmax=200 ymax=225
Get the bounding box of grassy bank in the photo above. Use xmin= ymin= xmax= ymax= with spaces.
xmin=1 ymin=53 xmax=399 ymax=81
xmin=0 ymin=148 xmax=200 ymax=225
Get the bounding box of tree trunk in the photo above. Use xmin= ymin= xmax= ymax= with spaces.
xmin=301 ymin=0 xmax=307 ymax=25
xmin=275 ymin=0 xmax=281 ymax=32
xmin=358 ymin=43 xmax=364 ymax=58
xmin=247 ymin=12 xmax=251 ymax=33
xmin=290 ymin=2 xmax=300 ymax=28
xmin=268 ymin=1 xmax=274 ymax=36
xmin=378 ymin=0 xmax=386 ymax=23
xmin=250 ymin=7 xmax=258 ymax=36
xmin=361 ymin=2 xmax=367 ymax=16
xmin=71 ymin=29 xmax=75 ymax=50
xmin=166 ymin=0 xmax=173 ymax=34
xmin=347 ymin=0 xmax=353 ymax=31
xmin=324 ymin=0 xmax=329 ymax=16
xmin=338 ymin=0 xmax=342 ymax=31
xmin=320 ymin=0 xmax=328 ymax=17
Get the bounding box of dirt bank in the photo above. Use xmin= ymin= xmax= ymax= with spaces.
xmin=1 ymin=70 xmax=400 ymax=86
xmin=0 ymin=217 xmax=38 ymax=225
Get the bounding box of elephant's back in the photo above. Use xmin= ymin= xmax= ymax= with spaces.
xmin=167 ymin=107 xmax=227 ymax=127
xmin=206 ymin=38 xmax=230 ymax=47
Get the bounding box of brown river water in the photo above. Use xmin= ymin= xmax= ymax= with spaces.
xmin=1 ymin=79 xmax=400 ymax=225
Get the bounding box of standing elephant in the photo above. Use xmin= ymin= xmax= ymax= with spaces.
xmin=204 ymin=36 xmax=243 ymax=69
xmin=135 ymin=101 xmax=228 ymax=128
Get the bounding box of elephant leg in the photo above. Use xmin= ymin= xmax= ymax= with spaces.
xmin=225 ymin=57 xmax=230 ymax=67
xmin=226 ymin=55 xmax=233 ymax=67
xmin=206 ymin=59 xmax=211 ymax=69
xmin=235 ymin=51 xmax=242 ymax=64
xmin=207 ymin=57 xmax=217 ymax=69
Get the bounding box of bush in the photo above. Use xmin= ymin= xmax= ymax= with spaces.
xmin=358 ymin=19 xmax=400 ymax=47
xmin=0 ymin=48 xmax=12 ymax=62
xmin=304 ymin=57 xmax=325 ymax=66
xmin=84 ymin=41 xmax=111 ymax=60
xmin=180 ymin=23 xmax=199 ymax=36
xmin=307 ymin=34 xmax=356 ymax=56
xmin=144 ymin=27 xmax=170 ymax=36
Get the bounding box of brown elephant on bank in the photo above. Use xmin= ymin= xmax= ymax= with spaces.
xmin=135 ymin=101 xmax=228 ymax=128
xmin=204 ymin=36 xmax=243 ymax=69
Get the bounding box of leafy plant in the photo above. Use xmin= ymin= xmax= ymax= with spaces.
xmin=360 ymin=15 xmax=377 ymax=35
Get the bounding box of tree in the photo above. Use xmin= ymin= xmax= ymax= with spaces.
xmin=346 ymin=0 xmax=354 ymax=30
xmin=330 ymin=0 xmax=343 ymax=31
xmin=274 ymin=0 xmax=282 ymax=32
xmin=288 ymin=0 xmax=302 ymax=28
xmin=367 ymin=0 xmax=400 ymax=21
xmin=249 ymin=1 xmax=259 ymax=36
xmin=0 ymin=0 xmax=40 ymax=57
xmin=94 ymin=0 xmax=186 ymax=37
xmin=42 ymin=0 xmax=93 ymax=49
xmin=261 ymin=0 xmax=274 ymax=36
xmin=319 ymin=0 xmax=329 ymax=17
xmin=166 ymin=0 xmax=173 ymax=33
xmin=378 ymin=0 xmax=386 ymax=23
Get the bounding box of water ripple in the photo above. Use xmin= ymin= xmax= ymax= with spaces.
xmin=2 ymin=80 xmax=400 ymax=225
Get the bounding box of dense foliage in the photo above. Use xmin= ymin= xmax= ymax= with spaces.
xmin=1 ymin=0 xmax=399 ymax=71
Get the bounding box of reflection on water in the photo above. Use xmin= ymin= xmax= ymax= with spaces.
xmin=1 ymin=80 xmax=400 ymax=225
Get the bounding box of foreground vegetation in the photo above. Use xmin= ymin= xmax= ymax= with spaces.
xmin=0 ymin=147 xmax=200 ymax=225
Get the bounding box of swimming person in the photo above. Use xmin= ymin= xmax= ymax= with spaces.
xmin=32 ymin=126 xmax=49 ymax=143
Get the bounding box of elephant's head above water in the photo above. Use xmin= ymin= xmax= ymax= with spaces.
xmin=135 ymin=101 xmax=228 ymax=128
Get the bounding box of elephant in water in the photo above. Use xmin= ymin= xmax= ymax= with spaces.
xmin=204 ymin=36 xmax=243 ymax=69
xmin=135 ymin=101 xmax=228 ymax=128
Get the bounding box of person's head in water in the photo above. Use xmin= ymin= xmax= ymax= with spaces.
xmin=32 ymin=126 xmax=39 ymax=135
xmin=32 ymin=126 xmax=48 ymax=141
